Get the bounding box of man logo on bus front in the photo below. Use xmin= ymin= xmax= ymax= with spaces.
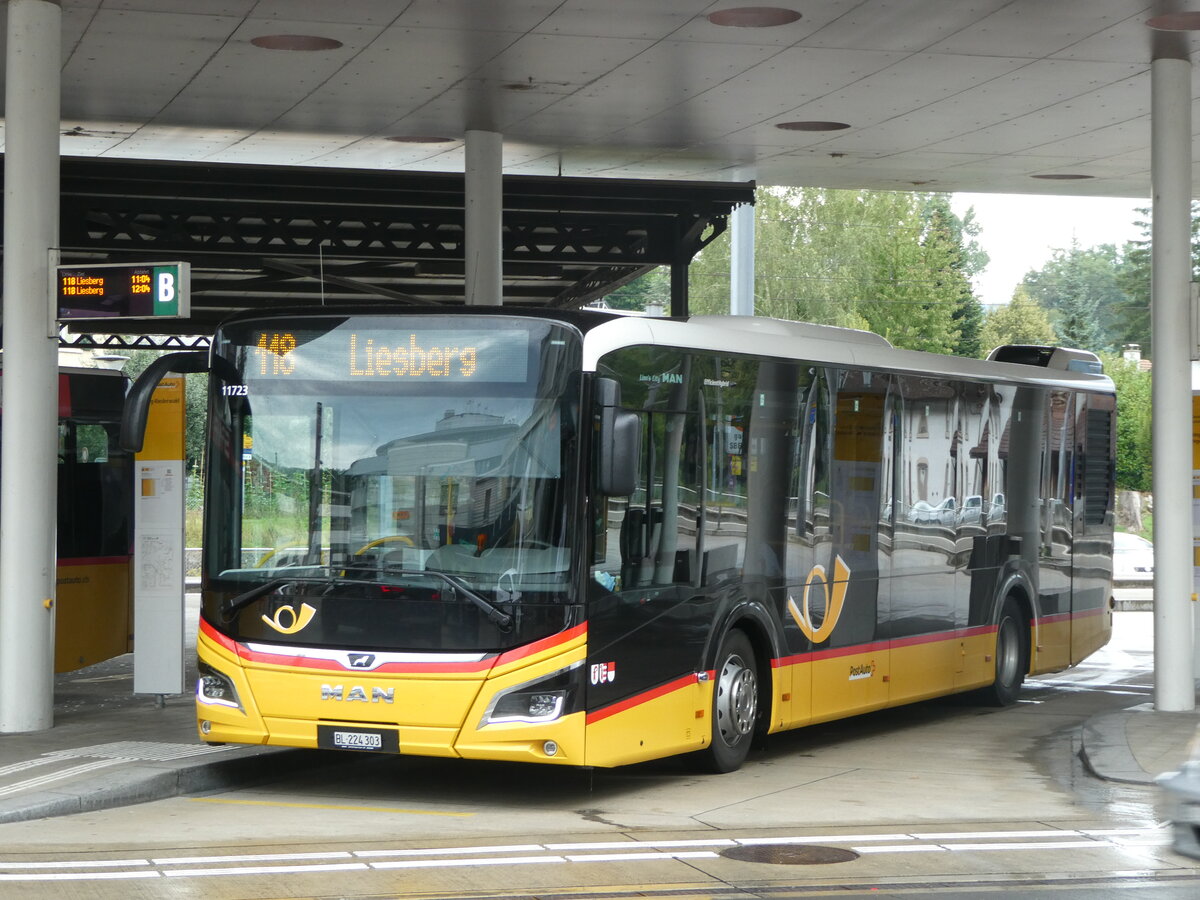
xmin=787 ymin=556 xmax=850 ymax=643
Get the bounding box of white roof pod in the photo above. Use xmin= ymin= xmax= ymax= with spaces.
xmin=987 ymin=344 xmax=1104 ymax=374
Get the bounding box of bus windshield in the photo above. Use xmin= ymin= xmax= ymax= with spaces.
xmin=203 ymin=314 xmax=583 ymax=650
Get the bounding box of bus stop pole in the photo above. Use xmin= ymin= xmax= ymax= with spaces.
xmin=0 ymin=0 xmax=62 ymax=732
xmin=1150 ymin=55 xmax=1197 ymax=712
xmin=464 ymin=130 xmax=503 ymax=307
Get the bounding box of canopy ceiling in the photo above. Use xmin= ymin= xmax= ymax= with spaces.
xmin=0 ymin=1 xmax=1189 ymax=198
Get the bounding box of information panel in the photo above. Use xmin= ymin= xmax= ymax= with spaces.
xmin=57 ymin=261 xmax=190 ymax=320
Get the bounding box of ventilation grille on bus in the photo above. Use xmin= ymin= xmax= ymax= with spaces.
xmin=1082 ymin=408 xmax=1113 ymax=527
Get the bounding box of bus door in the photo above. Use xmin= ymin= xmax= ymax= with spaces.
xmin=786 ymin=368 xmax=890 ymax=724
xmin=817 ymin=369 xmax=890 ymax=720
xmin=587 ymin=349 xmax=712 ymax=761
xmin=885 ymin=375 xmax=959 ymax=702
xmin=1070 ymin=393 xmax=1116 ymax=662
xmin=1036 ymin=390 xmax=1075 ymax=670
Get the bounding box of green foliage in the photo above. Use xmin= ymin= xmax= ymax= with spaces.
xmin=1113 ymin=202 xmax=1200 ymax=357
xmin=604 ymin=267 xmax=670 ymax=312
xmin=686 ymin=187 xmax=985 ymax=354
xmin=979 ymin=286 xmax=1058 ymax=353
xmin=1022 ymin=241 xmax=1121 ymax=352
xmin=1103 ymin=355 xmax=1152 ymax=492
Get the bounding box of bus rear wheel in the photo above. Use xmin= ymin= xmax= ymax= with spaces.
xmin=703 ymin=630 xmax=758 ymax=773
xmin=984 ymin=597 xmax=1029 ymax=706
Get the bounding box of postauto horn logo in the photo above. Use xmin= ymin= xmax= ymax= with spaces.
xmin=787 ymin=556 xmax=850 ymax=643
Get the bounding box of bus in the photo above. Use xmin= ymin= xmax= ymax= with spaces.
xmin=123 ymin=309 xmax=1115 ymax=772
xmin=0 ymin=364 xmax=134 ymax=671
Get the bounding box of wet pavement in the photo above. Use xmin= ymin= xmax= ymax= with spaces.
xmin=0 ymin=599 xmax=1195 ymax=826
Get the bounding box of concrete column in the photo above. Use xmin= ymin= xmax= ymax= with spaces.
xmin=729 ymin=201 xmax=755 ymax=316
xmin=1150 ymin=56 xmax=1196 ymax=711
xmin=0 ymin=0 xmax=63 ymax=732
xmin=464 ymin=130 xmax=502 ymax=306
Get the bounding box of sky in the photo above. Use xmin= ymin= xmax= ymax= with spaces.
xmin=949 ymin=193 xmax=1147 ymax=308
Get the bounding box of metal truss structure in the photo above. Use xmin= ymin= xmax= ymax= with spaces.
xmin=1 ymin=159 xmax=752 ymax=344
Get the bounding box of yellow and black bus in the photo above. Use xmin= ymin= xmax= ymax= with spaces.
xmin=125 ymin=309 xmax=1115 ymax=771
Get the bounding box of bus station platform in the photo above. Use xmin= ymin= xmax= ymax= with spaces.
xmin=0 ymin=611 xmax=1196 ymax=825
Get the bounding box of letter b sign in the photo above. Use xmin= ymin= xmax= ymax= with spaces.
xmin=150 ymin=263 xmax=189 ymax=317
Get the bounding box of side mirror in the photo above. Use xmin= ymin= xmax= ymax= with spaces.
xmin=120 ymin=350 xmax=210 ymax=452
xmin=595 ymin=377 xmax=640 ymax=496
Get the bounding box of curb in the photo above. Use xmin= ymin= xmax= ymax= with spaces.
xmin=0 ymin=746 xmax=333 ymax=825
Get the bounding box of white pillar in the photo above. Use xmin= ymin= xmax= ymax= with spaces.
xmin=0 ymin=0 xmax=63 ymax=732
xmin=464 ymin=130 xmax=503 ymax=306
xmin=1150 ymin=56 xmax=1196 ymax=712
xmin=729 ymin=201 xmax=755 ymax=316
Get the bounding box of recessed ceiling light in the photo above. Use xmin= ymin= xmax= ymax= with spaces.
xmin=1147 ymin=12 xmax=1200 ymax=31
xmin=776 ymin=121 xmax=851 ymax=131
xmin=386 ymin=135 xmax=457 ymax=144
xmin=707 ymin=7 xmax=802 ymax=27
xmin=251 ymin=35 xmax=343 ymax=51
xmin=1032 ymin=173 xmax=1094 ymax=180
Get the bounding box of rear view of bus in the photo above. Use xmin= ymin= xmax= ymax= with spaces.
xmin=195 ymin=313 xmax=592 ymax=764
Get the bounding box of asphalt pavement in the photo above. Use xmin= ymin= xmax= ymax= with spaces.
xmin=0 ymin=594 xmax=1196 ymax=825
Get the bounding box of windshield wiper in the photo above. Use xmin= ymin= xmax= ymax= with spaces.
xmin=386 ymin=569 xmax=514 ymax=630
xmin=219 ymin=570 xmax=513 ymax=630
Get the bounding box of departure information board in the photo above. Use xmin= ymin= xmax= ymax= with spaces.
xmin=57 ymin=262 xmax=190 ymax=320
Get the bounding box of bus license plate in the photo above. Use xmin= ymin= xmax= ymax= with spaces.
xmin=317 ymin=725 xmax=399 ymax=753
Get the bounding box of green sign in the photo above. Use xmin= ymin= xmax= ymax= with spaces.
xmin=57 ymin=262 xmax=191 ymax=320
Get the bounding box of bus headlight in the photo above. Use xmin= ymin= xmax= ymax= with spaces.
xmin=481 ymin=662 xmax=582 ymax=727
xmin=197 ymin=661 xmax=243 ymax=711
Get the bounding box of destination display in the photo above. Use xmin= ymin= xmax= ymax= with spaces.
xmin=58 ymin=262 xmax=190 ymax=319
xmin=251 ymin=329 xmax=530 ymax=383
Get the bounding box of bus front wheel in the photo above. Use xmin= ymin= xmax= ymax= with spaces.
xmin=703 ymin=629 xmax=758 ymax=773
xmin=984 ymin=597 xmax=1029 ymax=706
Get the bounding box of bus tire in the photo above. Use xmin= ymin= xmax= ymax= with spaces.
xmin=984 ymin=597 xmax=1028 ymax=706
xmin=703 ymin=629 xmax=758 ymax=773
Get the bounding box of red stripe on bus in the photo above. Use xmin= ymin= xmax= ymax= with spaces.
xmin=200 ymin=618 xmax=240 ymax=654
xmin=495 ymin=623 xmax=587 ymax=666
xmin=772 ymin=624 xmax=997 ymax=667
xmin=1038 ymin=612 xmax=1072 ymax=625
xmin=199 ymin=618 xmax=585 ymax=675
xmin=586 ymin=672 xmax=704 ymax=725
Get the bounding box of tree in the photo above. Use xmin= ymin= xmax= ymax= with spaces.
xmin=1052 ymin=240 xmax=1105 ymax=350
xmin=1103 ymin=355 xmax=1152 ymax=492
xmin=687 ymin=187 xmax=985 ymax=354
xmin=922 ymin=194 xmax=987 ymax=358
xmin=978 ymin=286 xmax=1058 ymax=353
xmin=1113 ymin=202 xmax=1200 ymax=358
xmin=604 ymin=266 xmax=669 ymax=312
xmin=1022 ymin=242 xmax=1127 ymax=352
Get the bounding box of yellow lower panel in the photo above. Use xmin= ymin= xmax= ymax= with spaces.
xmin=810 ymin=649 xmax=889 ymax=724
xmin=772 ymin=660 xmax=811 ymax=730
xmin=245 ymin=668 xmax=483 ymax=728
xmin=887 ymin=639 xmax=954 ymax=706
xmin=957 ymin=629 xmax=999 ymax=691
xmin=584 ymin=679 xmax=708 ymax=768
xmin=1071 ymin=608 xmax=1112 ymax=665
xmin=54 ymin=560 xmax=131 ymax=672
xmin=454 ymin=711 xmax=585 ymax=765
xmin=259 ymin=717 xmax=460 ymax=757
xmin=1031 ymin=618 xmax=1072 ymax=674
xmin=196 ymin=633 xmax=268 ymax=745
